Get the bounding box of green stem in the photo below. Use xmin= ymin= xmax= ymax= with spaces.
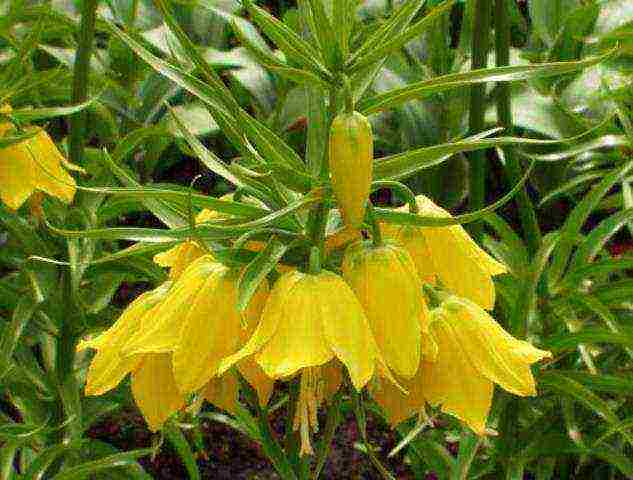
xmin=352 ymin=390 xmax=396 ymax=480
xmin=467 ymin=0 xmax=492 ymax=241
xmin=370 ymin=181 xmax=419 ymax=213
xmin=313 ymin=393 xmax=342 ymax=480
xmin=368 ymin=202 xmax=383 ymax=247
xmin=69 ymin=0 xmax=98 ymax=165
xmin=494 ymin=0 xmax=542 ymax=256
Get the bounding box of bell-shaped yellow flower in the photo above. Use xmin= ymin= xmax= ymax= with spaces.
xmin=217 ymin=269 xmax=380 ymax=455
xmin=383 ymin=195 xmax=507 ymax=310
xmin=78 ymin=283 xmax=185 ymax=431
xmin=126 ymin=255 xmax=269 ymax=397
xmin=0 ymin=122 xmax=76 ymax=210
xmin=342 ymin=240 xmax=428 ymax=378
xmin=422 ymin=296 xmax=551 ymax=433
xmin=374 ymin=295 xmax=551 ymax=434
xmin=219 ymin=269 xmax=382 ymax=389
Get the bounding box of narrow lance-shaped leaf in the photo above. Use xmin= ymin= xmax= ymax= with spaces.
xmin=237 ymin=237 xmax=289 ymax=311
xmin=348 ymin=0 xmax=456 ymax=74
xmin=6 ymin=98 xmax=96 ymax=122
xmin=243 ymin=0 xmax=331 ymax=80
xmin=548 ymin=159 xmax=633 ymax=290
xmin=50 ymin=449 xmax=154 ymax=480
xmin=374 ymin=160 xmax=536 ymax=227
xmin=358 ymin=47 xmax=618 ymax=115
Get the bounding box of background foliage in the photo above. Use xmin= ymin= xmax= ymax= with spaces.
xmin=1 ymin=0 xmax=633 ymax=478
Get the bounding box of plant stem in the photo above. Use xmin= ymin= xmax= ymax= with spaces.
xmin=313 ymin=393 xmax=342 ymax=480
xmin=494 ymin=0 xmax=542 ymax=255
xmin=69 ymin=0 xmax=98 ymax=165
xmin=467 ymin=0 xmax=492 ymax=241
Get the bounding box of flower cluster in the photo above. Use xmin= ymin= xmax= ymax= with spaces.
xmin=80 ymin=191 xmax=550 ymax=454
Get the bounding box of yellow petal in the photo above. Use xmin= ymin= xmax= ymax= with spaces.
xmin=256 ymin=272 xmax=334 ymax=378
xmin=82 ymin=284 xmax=170 ymax=395
xmin=217 ymin=270 xmax=295 ymax=374
xmin=173 ymin=266 xmax=268 ymax=394
xmin=26 ymin=129 xmax=76 ymax=204
xmin=203 ymin=372 xmax=240 ymax=414
xmin=317 ymin=271 xmax=378 ymax=390
xmin=0 ymin=142 xmax=36 ymax=210
xmin=441 ymin=296 xmax=551 ymax=396
xmin=342 ymin=241 xmax=423 ymax=378
xmin=383 ymin=224 xmax=436 ymax=284
xmin=238 ymin=359 xmax=275 ymax=407
xmin=370 ymin=369 xmax=426 ymax=427
xmin=413 ymin=194 xmax=506 ymax=310
xmin=125 ymin=256 xmax=220 ymax=354
xmin=421 ymin=312 xmax=493 ymax=435
xmin=131 ymin=353 xmax=185 ymax=431
xmin=153 ymin=242 xmax=206 ymax=280
xmin=85 ymin=351 xmax=143 ymax=396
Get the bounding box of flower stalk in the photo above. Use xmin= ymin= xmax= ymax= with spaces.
xmin=467 ymin=0 xmax=493 ymax=241
xmin=494 ymin=0 xmax=542 ymax=255
xmin=69 ymin=0 xmax=98 ymax=165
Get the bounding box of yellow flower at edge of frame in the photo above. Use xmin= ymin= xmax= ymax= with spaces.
xmin=342 ymin=239 xmax=429 ymax=379
xmin=217 ymin=269 xmax=383 ymax=392
xmin=383 ymin=194 xmax=507 ymax=310
xmin=0 ymin=126 xmax=76 ymax=210
xmin=371 ymin=295 xmax=551 ymax=434
xmin=78 ymin=283 xmax=185 ymax=431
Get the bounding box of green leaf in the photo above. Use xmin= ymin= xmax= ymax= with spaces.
xmin=0 ymin=297 xmax=39 ymax=382
xmin=374 ymin=160 xmax=535 ymax=227
xmin=20 ymin=441 xmax=89 ymax=480
xmin=348 ymin=0 xmax=456 ymax=74
xmin=163 ymin=423 xmax=200 ymax=480
xmin=358 ymin=47 xmax=617 ymax=115
xmin=50 ymin=449 xmax=153 ymax=480
xmin=306 ymin=0 xmax=341 ymax=69
xmin=543 ymin=328 xmax=633 ymax=351
xmin=350 ymin=0 xmax=426 ymax=70
xmin=526 ymin=135 xmax=628 ymax=162
xmin=7 ymin=99 xmax=96 ymax=122
xmin=237 ymin=237 xmax=288 ymax=311
xmin=548 ymin=160 xmax=633 ymax=289
xmin=243 ymin=0 xmax=330 ymax=79
xmin=569 ymin=208 xmax=633 ymax=270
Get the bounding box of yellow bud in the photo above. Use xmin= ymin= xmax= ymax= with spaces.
xmin=328 ymin=111 xmax=373 ymax=229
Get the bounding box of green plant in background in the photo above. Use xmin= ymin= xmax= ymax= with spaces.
xmin=0 ymin=0 xmax=632 ymax=479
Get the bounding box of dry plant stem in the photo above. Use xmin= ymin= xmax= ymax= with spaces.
xmin=467 ymin=0 xmax=493 ymax=241
xmin=69 ymin=0 xmax=98 ymax=165
xmin=494 ymin=0 xmax=542 ymax=255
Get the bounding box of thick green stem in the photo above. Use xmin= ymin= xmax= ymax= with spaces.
xmin=69 ymin=0 xmax=98 ymax=165
xmin=467 ymin=0 xmax=492 ymax=241
xmin=494 ymin=0 xmax=542 ymax=255
xmin=368 ymin=203 xmax=383 ymax=247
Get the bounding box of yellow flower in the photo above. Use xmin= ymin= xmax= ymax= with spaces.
xmin=218 ymin=269 xmax=383 ymax=454
xmin=328 ymin=111 xmax=373 ymax=229
xmin=372 ymin=295 xmax=551 ymax=434
xmin=126 ymin=255 xmax=270 ymax=400
xmin=383 ymin=195 xmax=507 ymax=310
xmin=78 ymin=283 xmax=185 ymax=431
xmin=0 ymin=127 xmax=77 ymax=210
xmin=342 ymin=240 xmax=428 ymax=378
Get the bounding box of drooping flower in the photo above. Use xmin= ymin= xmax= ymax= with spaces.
xmin=0 ymin=107 xmax=77 ymax=210
xmin=126 ymin=255 xmax=271 ymax=401
xmin=371 ymin=295 xmax=551 ymax=434
xmin=78 ymin=283 xmax=185 ymax=431
xmin=383 ymin=195 xmax=507 ymax=310
xmin=342 ymin=239 xmax=429 ymax=378
xmin=218 ymin=269 xmax=384 ymax=454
